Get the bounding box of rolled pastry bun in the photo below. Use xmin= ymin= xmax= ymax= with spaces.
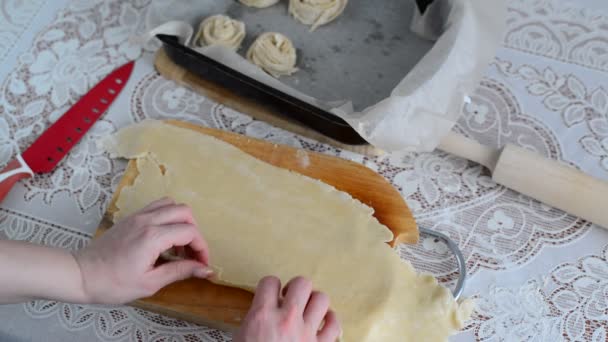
xmin=239 ymin=0 xmax=280 ymax=8
xmin=193 ymin=14 xmax=246 ymax=50
xmin=247 ymin=32 xmax=298 ymax=78
xmin=289 ymin=0 xmax=348 ymax=31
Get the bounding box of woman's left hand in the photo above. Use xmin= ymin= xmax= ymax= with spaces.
xmin=74 ymin=197 xmax=212 ymax=304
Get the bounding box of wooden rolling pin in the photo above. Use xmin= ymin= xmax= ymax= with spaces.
xmin=438 ymin=132 xmax=608 ymax=228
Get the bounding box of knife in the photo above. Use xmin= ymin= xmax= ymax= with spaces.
xmin=0 ymin=61 xmax=135 ymax=202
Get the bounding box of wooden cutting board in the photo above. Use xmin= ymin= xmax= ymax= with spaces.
xmin=95 ymin=120 xmax=417 ymax=330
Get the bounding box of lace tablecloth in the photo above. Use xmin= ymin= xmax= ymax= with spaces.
xmin=1 ymin=0 xmax=608 ymax=341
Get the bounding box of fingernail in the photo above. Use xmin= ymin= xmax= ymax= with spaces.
xmin=194 ymin=267 xmax=213 ymax=278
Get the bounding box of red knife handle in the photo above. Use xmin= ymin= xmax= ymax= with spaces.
xmin=0 ymin=155 xmax=34 ymax=203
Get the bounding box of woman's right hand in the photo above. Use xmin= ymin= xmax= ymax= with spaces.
xmin=234 ymin=276 xmax=341 ymax=342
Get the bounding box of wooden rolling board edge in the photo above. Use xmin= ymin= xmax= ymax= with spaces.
xmin=131 ymin=299 xmax=242 ymax=332
xmin=153 ymin=49 xmax=384 ymax=157
xmin=104 ymin=161 xmax=139 ymax=222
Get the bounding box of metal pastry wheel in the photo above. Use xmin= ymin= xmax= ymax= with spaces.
xmin=418 ymin=227 xmax=466 ymax=300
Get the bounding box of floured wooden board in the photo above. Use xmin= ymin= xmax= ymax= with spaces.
xmin=98 ymin=120 xmax=469 ymax=341
xmin=154 ymin=49 xmax=383 ymax=156
xmin=97 ymin=120 xmax=418 ymax=332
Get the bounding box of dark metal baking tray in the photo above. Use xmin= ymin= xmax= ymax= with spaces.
xmin=157 ymin=0 xmax=434 ymax=145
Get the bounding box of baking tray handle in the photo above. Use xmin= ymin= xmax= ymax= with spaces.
xmin=418 ymin=227 xmax=466 ymax=300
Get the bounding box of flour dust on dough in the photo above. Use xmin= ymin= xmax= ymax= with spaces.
xmin=239 ymin=0 xmax=280 ymax=8
xmin=247 ymin=32 xmax=298 ymax=78
xmin=289 ymin=0 xmax=348 ymax=31
xmin=104 ymin=120 xmax=472 ymax=342
xmin=193 ymin=14 xmax=246 ymax=50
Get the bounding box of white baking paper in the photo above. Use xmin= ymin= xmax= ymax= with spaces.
xmin=336 ymin=0 xmax=507 ymax=152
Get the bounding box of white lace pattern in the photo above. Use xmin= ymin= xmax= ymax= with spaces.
xmin=1 ymin=0 xmax=608 ymax=340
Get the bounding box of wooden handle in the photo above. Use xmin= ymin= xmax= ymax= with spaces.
xmin=437 ymin=132 xmax=499 ymax=170
xmin=493 ymin=144 xmax=608 ymax=228
xmin=0 ymin=155 xmax=34 ymax=203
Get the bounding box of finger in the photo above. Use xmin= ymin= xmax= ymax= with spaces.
xmin=152 ymin=224 xmax=209 ymax=265
xmin=251 ymin=276 xmax=281 ymax=309
xmin=144 ymin=204 xmax=196 ymax=226
xmin=304 ymin=291 xmax=330 ymax=329
xmin=140 ymin=197 xmax=175 ymax=213
xmin=317 ymin=310 xmax=341 ymax=342
xmin=282 ymin=277 xmax=312 ymax=313
xmin=147 ymin=259 xmax=212 ymax=290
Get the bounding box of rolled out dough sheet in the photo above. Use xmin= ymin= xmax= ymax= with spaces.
xmin=104 ymin=120 xmax=471 ymax=341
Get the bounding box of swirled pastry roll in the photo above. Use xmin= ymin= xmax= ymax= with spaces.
xmin=193 ymin=14 xmax=246 ymax=50
xmin=246 ymin=32 xmax=298 ymax=78
xmin=239 ymin=0 xmax=280 ymax=8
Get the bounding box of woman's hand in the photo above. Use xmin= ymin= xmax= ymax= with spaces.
xmin=74 ymin=197 xmax=212 ymax=304
xmin=234 ymin=276 xmax=341 ymax=342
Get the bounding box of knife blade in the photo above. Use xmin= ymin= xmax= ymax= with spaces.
xmin=0 ymin=61 xmax=135 ymax=202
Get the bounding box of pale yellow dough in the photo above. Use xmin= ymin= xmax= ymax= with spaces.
xmin=105 ymin=121 xmax=471 ymax=342
xmin=239 ymin=0 xmax=280 ymax=8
